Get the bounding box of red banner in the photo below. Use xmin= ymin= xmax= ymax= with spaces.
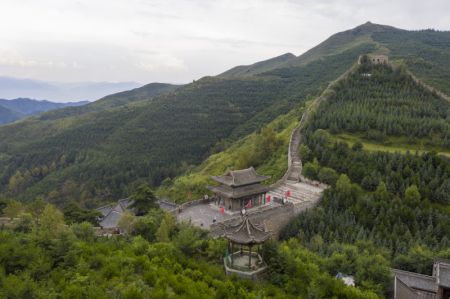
xmin=245 ymin=199 xmax=253 ymax=209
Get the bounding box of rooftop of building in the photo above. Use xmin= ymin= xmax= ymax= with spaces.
xmin=211 ymin=167 xmax=270 ymax=187
xmin=223 ymin=215 xmax=270 ymax=245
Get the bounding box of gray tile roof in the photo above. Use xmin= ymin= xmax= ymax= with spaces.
xmin=211 ymin=167 xmax=270 ymax=187
xmin=394 ymin=276 xmax=419 ymax=299
xmin=224 ymin=215 xmax=270 ymax=245
xmin=99 ymin=210 xmax=123 ymax=229
xmin=393 ymin=269 xmax=437 ymax=293
xmin=96 ymin=204 xmax=114 ymax=217
xmin=96 ymin=198 xmax=134 ymax=229
xmin=208 ymin=183 xmax=269 ymax=199
xmin=394 ymin=260 xmax=450 ymax=299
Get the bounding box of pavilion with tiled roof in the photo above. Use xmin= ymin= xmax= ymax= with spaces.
xmin=222 ymin=215 xmax=270 ymax=280
xmin=208 ymin=167 xmax=270 ymax=212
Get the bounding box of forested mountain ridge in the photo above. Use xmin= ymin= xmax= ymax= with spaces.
xmin=0 ymin=98 xmax=88 ymax=125
xmin=0 ymin=105 xmax=24 ymax=125
xmin=218 ymin=52 xmax=296 ymax=78
xmin=0 ymin=98 xmax=89 ymax=116
xmin=1 ymin=22 xmax=450 ymax=299
xmin=220 ymin=22 xmax=450 ymax=95
xmin=0 ymin=43 xmax=374 ymax=205
xmin=280 ymin=62 xmax=450 ymax=284
xmin=1 ymin=22 xmax=450 ymax=207
xmin=310 ymin=62 xmax=450 ymax=150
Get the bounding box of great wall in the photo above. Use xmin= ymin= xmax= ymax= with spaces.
xmin=174 ymin=65 xmax=349 ymax=237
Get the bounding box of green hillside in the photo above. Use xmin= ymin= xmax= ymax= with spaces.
xmin=0 ymin=105 xmax=23 ymax=125
xmin=0 ymin=43 xmax=372 ymax=205
xmin=1 ymin=22 xmax=450 ymax=299
xmin=220 ymin=22 xmax=450 ymax=96
xmin=1 ymin=22 xmax=450 ymax=207
xmin=278 ymin=62 xmax=450 ymax=290
xmin=309 ymin=62 xmax=450 ymax=149
xmin=157 ymin=105 xmax=304 ymax=202
xmin=218 ymin=52 xmax=296 ymax=78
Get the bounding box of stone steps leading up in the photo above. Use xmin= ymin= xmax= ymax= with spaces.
xmin=268 ymin=181 xmax=323 ymax=205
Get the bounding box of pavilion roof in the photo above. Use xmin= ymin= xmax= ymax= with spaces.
xmin=224 ymin=215 xmax=270 ymax=245
xmin=211 ymin=167 xmax=270 ymax=187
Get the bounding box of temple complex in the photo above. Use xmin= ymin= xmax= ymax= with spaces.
xmin=222 ymin=215 xmax=270 ymax=280
xmin=208 ymin=167 xmax=270 ymax=212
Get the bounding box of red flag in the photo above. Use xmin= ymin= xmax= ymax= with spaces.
xmin=267 ymin=195 xmax=271 ymax=203
xmin=245 ymin=199 xmax=253 ymax=209
xmin=220 ymin=206 xmax=224 ymax=214
xmin=286 ymin=190 xmax=291 ymax=197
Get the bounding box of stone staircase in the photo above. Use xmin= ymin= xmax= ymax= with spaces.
xmin=268 ymin=96 xmax=328 ymax=213
xmin=268 ymin=179 xmax=324 ymax=212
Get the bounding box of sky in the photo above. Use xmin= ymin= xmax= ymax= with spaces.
xmin=0 ymin=0 xmax=449 ymax=85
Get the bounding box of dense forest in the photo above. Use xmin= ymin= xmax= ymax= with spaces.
xmin=0 ymin=43 xmax=374 ymax=206
xmin=282 ymin=63 xmax=450 ymax=283
xmin=1 ymin=22 xmax=450 ymax=298
xmin=2 ymin=22 xmax=450 ymax=207
xmin=371 ymin=29 xmax=450 ymax=94
xmin=309 ymin=63 xmax=450 ymax=148
xmin=0 ymin=199 xmax=386 ymax=298
xmin=157 ymin=105 xmax=303 ymax=202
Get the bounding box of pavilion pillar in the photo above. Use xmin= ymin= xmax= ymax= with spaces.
xmin=248 ymin=245 xmax=252 ymax=268
xmin=231 ymin=242 xmax=234 ymax=266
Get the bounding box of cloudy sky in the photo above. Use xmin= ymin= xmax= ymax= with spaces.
xmin=0 ymin=0 xmax=449 ymax=84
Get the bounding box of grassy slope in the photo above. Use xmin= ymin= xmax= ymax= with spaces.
xmin=332 ymin=133 xmax=450 ymax=157
xmin=218 ymin=53 xmax=296 ymax=78
xmin=156 ymin=106 xmax=303 ymax=202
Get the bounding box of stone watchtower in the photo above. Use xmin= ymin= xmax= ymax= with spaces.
xmin=358 ymin=54 xmax=389 ymax=65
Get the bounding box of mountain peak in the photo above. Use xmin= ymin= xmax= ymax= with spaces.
xmin=351 ymin=21 xmax=399 ymax=35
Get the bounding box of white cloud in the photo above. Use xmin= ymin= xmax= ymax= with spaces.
xmin=0 ymin=0 xmax=449 ymax=83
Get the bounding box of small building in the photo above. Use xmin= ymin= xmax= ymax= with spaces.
xmin=393 ymin=260 xmax=450 ymax=299
xmin=223 ymin=215 xmax=270 ymax=280
xmin=336 ymin=272 xmax=356 ymax=287
xmin=358 ymin=54 xmax=389 ymax=65
xmin=208 ymin=167 xmax=270 ymax=212
xmin=96 ymin=198 xmax=133 ymax=231
xmin=96 ymin=198 xmax=177 ymax=232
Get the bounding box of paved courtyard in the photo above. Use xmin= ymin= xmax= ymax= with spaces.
xmin=177 ymin=203 xmax=234 ymax=229
xmin=176 ymin=201 xmax=283 ymax=229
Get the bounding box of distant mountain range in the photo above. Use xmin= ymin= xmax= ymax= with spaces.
xmin=0 ymin=77 xmax=142 ymax=102
xmin=0 ymin=98 xmax=88 ymax=125
xmin=1 ymin=22 xmax=450 ymax=204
